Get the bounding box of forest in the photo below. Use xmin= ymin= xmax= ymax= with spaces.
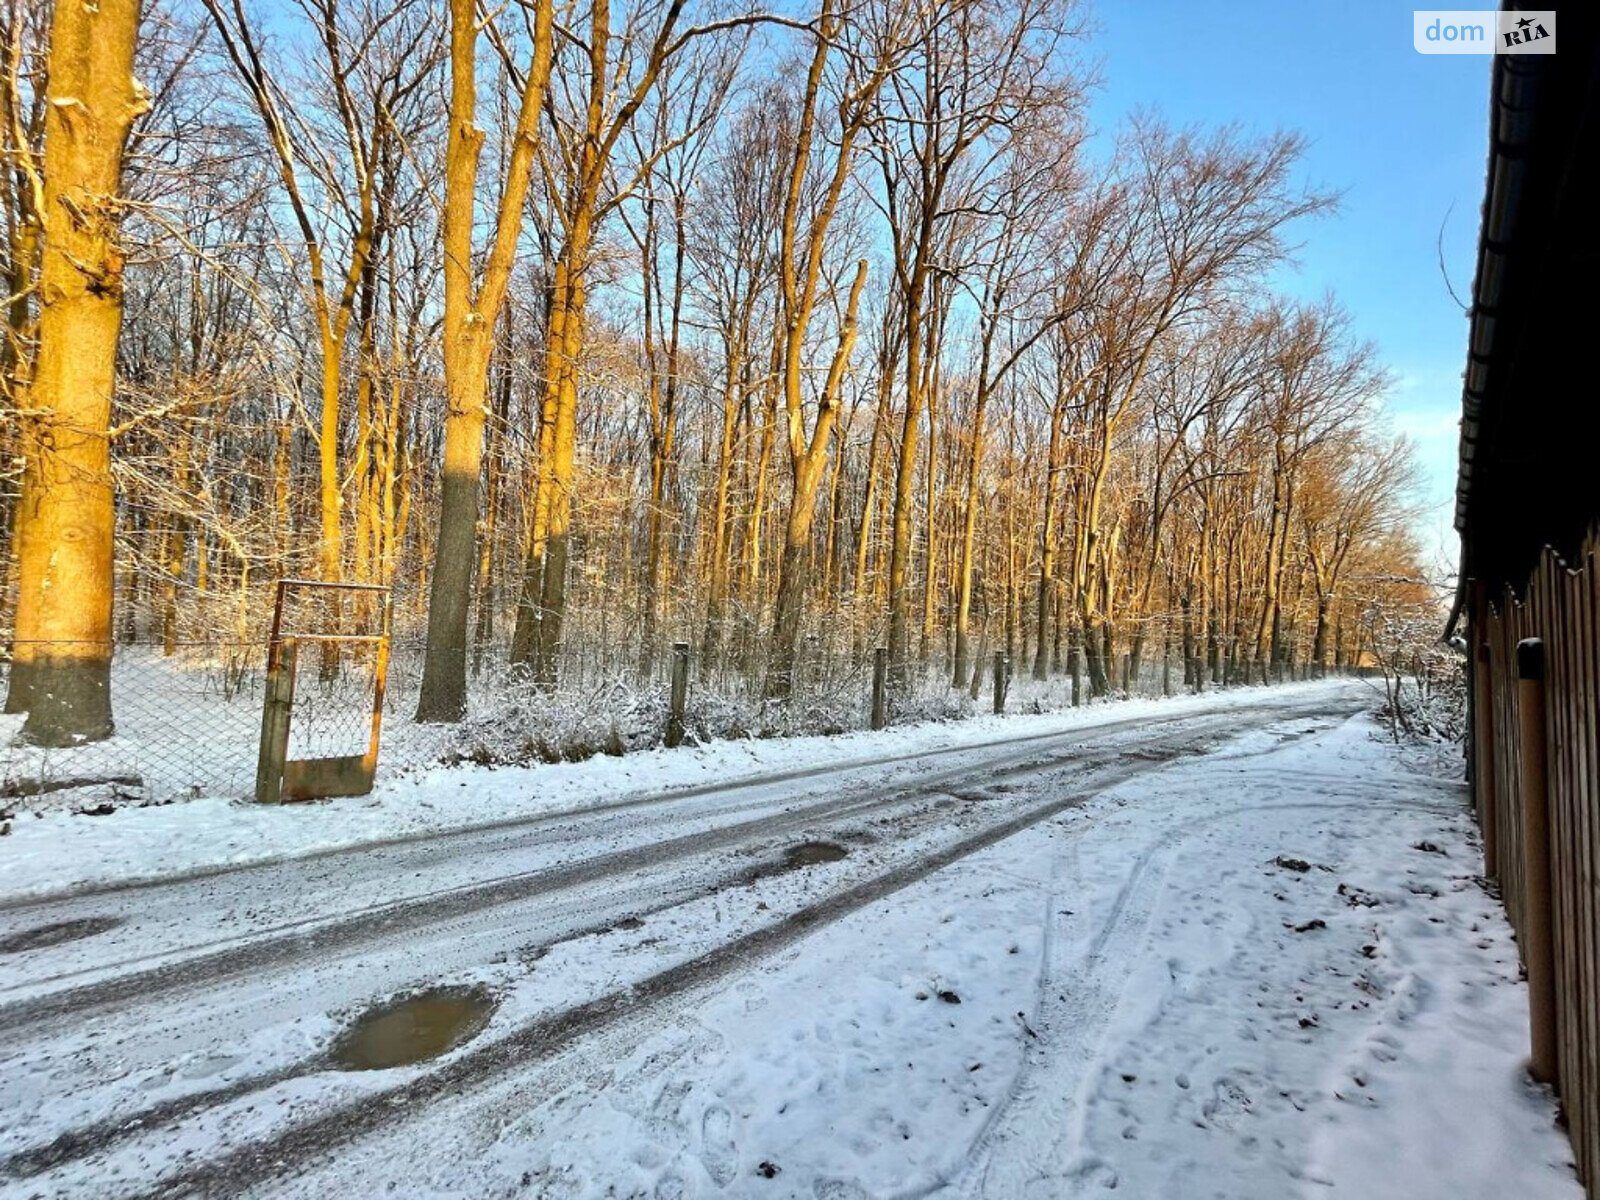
xmin=0 ymin=0 xmax=1434 ymax=761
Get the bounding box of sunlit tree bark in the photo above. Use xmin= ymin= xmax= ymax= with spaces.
xmin=414 ymin=0 xmax=554 ymax=721
xmin=5 ymin=0 xmax=146 ymax=744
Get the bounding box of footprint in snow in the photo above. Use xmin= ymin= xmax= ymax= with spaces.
xmin=654 ymin=1078 xmax=693 ymax=1121
xmin=1062 ymin=1158 xmax=1119 ymax=1193
xmin=646 ymin=1078 xmax=694 ymax=1141
xmin=700 ymin=1103 xmax=739 ymax=1187
xmin=814 ymin=1180 xmax=871 ymax=1199
xmin=1200 ymin=1077 xmax=1253 ymax=1128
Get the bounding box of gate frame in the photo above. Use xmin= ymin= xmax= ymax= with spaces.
xmin=254 ymin=580 xmax=392 ymax=804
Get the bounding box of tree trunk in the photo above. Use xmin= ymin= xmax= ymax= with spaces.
xmin=162 ymin=446 xmax=190 ymax=656
xmin=5 ymin=0 xmax=144 ymax=744
xmin=885 ymin=279 xmax=928 ymax=690
xmin=534 ymin=245 xmax=586 ymax=688
xmin=1032 ymin=396 xmax=1065 ymax=679
xmin=765 ymin=261 xmax=866 ymax=699
xmin=510 ymin=296 xmax=557 ymax=669
xmin=416 ymin=332 xmax=490 ymax=720
xmin=473 ymin=313 xmax=513 ymax=675
xmin=919 ymin=334 xmax=941 ymax=663
xmin=852 ymin=330 xmax=894 ymax=597
xmin=701 ymin=345 xmax=743 ymax=670
xmin=417 ymin=0 xmax=551 ymax=719
xmin=316 ymin=332 xmax=343 ymax=591
xmin=744 ymin=337 xmax=781 ymax=610
xmin=639 ymin=195 xmax=685 ymax=680
xmin=951 ymin=379 xmax=990 ymax=688
xmin=766 ymin=497 xmax=818 ymax=699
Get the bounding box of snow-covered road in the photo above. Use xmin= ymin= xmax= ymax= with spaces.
xmin=0 ymin=681 xmax=1580 ymax=1198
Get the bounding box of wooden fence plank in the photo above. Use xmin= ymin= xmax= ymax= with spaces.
xmin=1567 ymin=555 xmax=1585 ymax=1184
xmin=1562 ymin=572 xmax=1585 ymax=1175
xmin=1579 ymin=551 xmax=1600 ymax=1184
xmin=1556 ymin=559 xmax=1589 ymax=1181
xmin=1550 ymin=566 xmax=1580 ymax=1137
xmin=1470 ymin=536 xmax=1600 ymax=1189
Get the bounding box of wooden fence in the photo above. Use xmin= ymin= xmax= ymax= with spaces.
xmin=1471 ymin=523 xmax=1600 ymax=1187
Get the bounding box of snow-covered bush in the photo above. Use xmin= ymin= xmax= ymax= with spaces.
xmin=432 ymin=655 xmax=1190 ymax=770
xmin=1365 ymin=605 xmax=1466 ymax=747
xmin=442 ymin=673 xmax=668 ymax=766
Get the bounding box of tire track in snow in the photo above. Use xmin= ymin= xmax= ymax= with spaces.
xmin=0 ymin=738 xmax=1090 ymax=1031
xmin=7 ymin=698 xmax=1363 ymax=1197
xmin=943 ymin=732 xmax=1467 ymax=1197
xmin=0 ymin=703 xmax=1330 ymax=1033
xmin=132 ymin=761 xmax=1184 ymax=1199
xmin=938 ymin=804 xmax=1185 ymax=1199
xmin=0 ymin=704 xmax=1284 ymax=914
xmin=0 ymin=732 xmax=1244 ymax=1184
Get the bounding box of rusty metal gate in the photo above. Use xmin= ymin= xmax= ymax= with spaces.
xmin=254 ymin=580 xmax=391 ymax=804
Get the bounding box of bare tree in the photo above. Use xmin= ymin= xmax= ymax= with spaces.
xmin=200 ymin=0 xmax=437 ymax=592
xmin=5 ymin=0 xmax=147 ymax=743
xmin=878 ymin=0 xmax=1078 ymax=690
xmin=413 ymin=0 xmax=554 ymax=721
xmin=763 ymin=0 xmax=908 ymax=699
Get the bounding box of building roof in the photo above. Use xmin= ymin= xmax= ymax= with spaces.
xmin=1456 ymin=7 xmax=1600 ymax=598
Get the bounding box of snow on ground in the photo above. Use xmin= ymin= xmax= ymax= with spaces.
xmin=0 ymin=686 xmax=1577 ymax=1199
xmin=296 ymin=708 xmax=1580 ymax=1200
xmin=0 ymin=679 xmax=1357 ymax=903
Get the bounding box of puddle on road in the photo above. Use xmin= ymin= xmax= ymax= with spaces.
xmin=783 ymin=841 xmax=848 ymax=869
xmin=743 ymin=840 xmax=850 ymax=884
xmin=331 ymin=985 xmax=497 ymax=1071
xmin=0 ymin=916 xmax=122 ymax=955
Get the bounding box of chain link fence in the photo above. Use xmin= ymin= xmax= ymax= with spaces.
xmin=2 ymin=640 xmax=268 ymax=809
xmin=0 ymin=631 xmax=863 ymax=811
xmin=0 ymin=638 xmax=469 ymax=812
xmin=0 ymin=613 xmax=1343 ymax=814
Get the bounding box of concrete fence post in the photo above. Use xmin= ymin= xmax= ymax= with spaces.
xmin=1517 ymin=637 xmax=1557 ymax=1086
xmin=254 ymin=638 xmax=297 ymax=805
xmin=871 ymin=647 xmax=889 ymax=730
xmin=666 ymin=641 xmax=690 ymax=748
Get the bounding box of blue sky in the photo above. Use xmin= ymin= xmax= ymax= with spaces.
xmin=1086 ymin=0 xmax=1490 ymax=571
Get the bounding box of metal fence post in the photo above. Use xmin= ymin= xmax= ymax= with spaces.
xmin=254 ymin=637 xmax=296 ymax=805
xmin=871 ymin=647 xmax=888 ymax=730
xmin=1517 ymin=637 xmax=1558 ymax=1086
xmin=666 ymin=641 xmax=690 ymax=748
xmin=993 ymin=651 xmax=1008 ymax=715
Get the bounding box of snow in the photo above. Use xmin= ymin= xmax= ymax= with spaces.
xmin=1 ymin=678 xmax=1356 ymax=903
xmin=0 ymin=684 xmax=1578 ymax=1200
xmin=951 ymin=719 xmax=1576 ymax=1200
xmin=294 ymin=705 xmax=1572 ymax=1198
